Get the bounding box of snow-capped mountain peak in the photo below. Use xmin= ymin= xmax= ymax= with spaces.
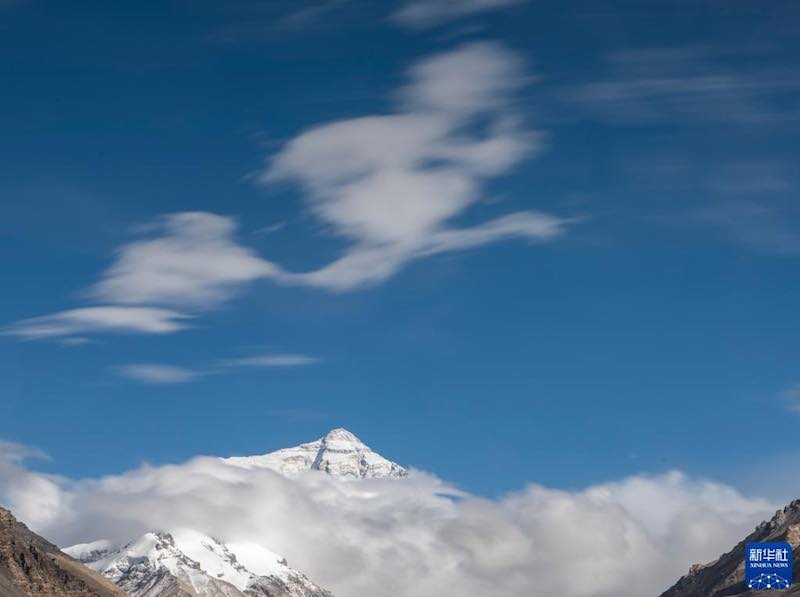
xmin=221 ymin=427 xmax=408 ymax=480
xmin=65 ymin=429 xmax=405 ymax=597
xmin=65 ymin=529 xmax=332 ymax=597
xmin=320 ymin=427 xmax=361 ymax=444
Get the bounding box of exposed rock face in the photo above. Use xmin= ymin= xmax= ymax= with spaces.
xmin=222 ymin=428 xmax=407 ymax=480
xmin=0 ymin=506 xmax=127 ymax=597
xmin=66 ymin=530 xmax=333 ymax=597
xmin=660 ymin=499 xmax=800 ymax=597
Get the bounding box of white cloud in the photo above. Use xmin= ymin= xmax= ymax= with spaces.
xmin=3 ymin=306 xmax=192 ymax=340
xmin=0 ymin=441 xmax=48 ymax=464
xmin=92 ymin=212 xmax=278 ymax=308
xmin=115 ymin=353 xmax=319 ymax=384
xmin=6 ymin=44 xmax=568 ymax=340
xmin=283 ymin=0 xmax=350 ymax=26
xmin=400 ymin=38 xmax=529 ymax=118
xmin=0 ymin=442 xmax=68 ymax=532
xmin=116 ymin=364 xmax=201 ymax=384
xmin=291 ymin=211 xmax=565 ymax=291
xmin=0 ymin=443 xmax=775 ymax=597
xmin=263 ymin=42 xmax=568 ymax=291
xmin=5 ymin=213 xmax=278 ymax=341
xmin=692 ymin=200 xmax=800 ymax=255
xmin=568 ymin=48 xmax=800 ymax=125
xmin=780 ymin=384 xmax=800 ymax=413
xmin=224 ymin=354 xmax=320 ymax=367
xmin=391 ymin=0 xmax=523 ymax=30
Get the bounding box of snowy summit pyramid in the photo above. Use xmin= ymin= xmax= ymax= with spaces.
xmin=222 ymin=428 xmax=408 ymax=480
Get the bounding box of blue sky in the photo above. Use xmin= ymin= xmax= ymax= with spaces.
xmin=1 ymin=0 xmax=799 ymax=498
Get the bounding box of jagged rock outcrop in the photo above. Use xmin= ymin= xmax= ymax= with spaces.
xmin=0 ymin=506 xmax=127 ymax=596
xmin=660 ymin=499 xmax=800 ymax=597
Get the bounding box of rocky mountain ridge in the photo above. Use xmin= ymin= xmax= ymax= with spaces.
xmin=660 ymin=499 xmax=800 ymax=597
xmin=0 ymin=506 xmax=127 ymax=597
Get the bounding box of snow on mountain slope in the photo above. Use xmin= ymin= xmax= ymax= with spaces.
xmin=65 ymin=530 xmax=333 ymax=597
xmin=65 ymin=429 xmax=404 ymax=597
xmin=64 ymin=539 xmax=115 ymax=563
xmin=222 ymin=428 xmax=407 ymax=480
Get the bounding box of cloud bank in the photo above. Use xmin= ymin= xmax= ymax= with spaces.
xmin=0 ymin=442 xmax=774 ymax=597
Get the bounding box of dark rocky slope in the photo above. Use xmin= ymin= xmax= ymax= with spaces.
xmin=0 ymin=506 xmax=127 ymax=596
xmin=660 ymin=500 xmax=800 ymax=597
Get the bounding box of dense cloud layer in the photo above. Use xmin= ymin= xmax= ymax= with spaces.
xmin=0 ymin=442 xmax=774 ymax=597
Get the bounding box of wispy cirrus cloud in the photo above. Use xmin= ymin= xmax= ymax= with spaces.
xmin=224 ymin=354 xmax=320 ymax=368
xmin=780 ymin=384 xmax=800 ymax=413
xmin=391 ymin=0 xmax=523 ymax=30
xmin=567 ymin=47 xmax=800 ymax=126
xmin=116 ymin=364 xmax=201 ymax=385
xmin=3 ymin=306 xmax=192 ymax=340
xmin=115 ymin=353 xmax=320 ymax=385
xmin=282 ymin=0 xmax=351 ymax=26
xmin=642 ymin=159 xmax=800 ymax=255
xmin=693 ymin=161 xmax=800 ymax=255
xmin=692 ymin=200 xmax=800 ymax=256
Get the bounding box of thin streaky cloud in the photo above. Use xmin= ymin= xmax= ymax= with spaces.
xmin=116 ymin=353 xmax=320 ymax=385
xmin=224 ymin=354 xmax=321 ymax=367
xmin=3 ymin=306 xmax=192 ymax=341
xmin=780 ymin=384 xmax=800 ymax=413
xmin=0 ymin=441 xmax=50 ymax=465
xmin=567 ymin=47 xmax=800 ymax=125
xmin=691 ymin=200 xmax=800 ymax=256
xmin=116 ymin=364 xmax=201 ymax=385
xmin=283 ymin=0 xmax=350 ymax=26
xmin=391 ymin=0 xmax=523 ymax=30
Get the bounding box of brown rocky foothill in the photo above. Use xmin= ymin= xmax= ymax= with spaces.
xmin=0 ymin=506 xmax=127 ymax=597
xmin=660 ymin=500 xmax=800 ymax=597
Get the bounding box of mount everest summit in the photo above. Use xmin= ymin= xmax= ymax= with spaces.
xmin=222 ymin=427 xmax=407 ymax=480
xmin=63 ymin=428 xmax=406 ymax=597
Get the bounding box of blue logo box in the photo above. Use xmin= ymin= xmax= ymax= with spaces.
xmin=746 ymin=542 xmax=792 ymax=590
